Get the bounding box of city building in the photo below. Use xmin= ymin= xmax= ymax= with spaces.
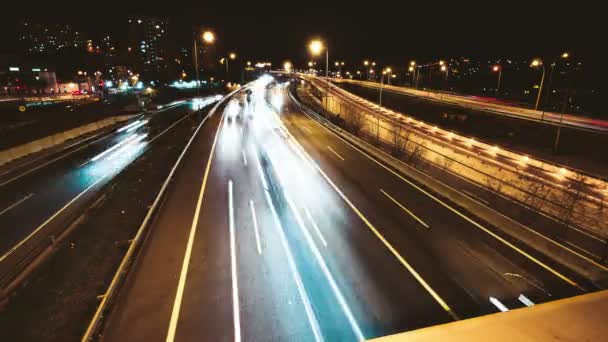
xmin=19 ymin=22 xmax=85 ymax=55
xmin=127 ymin=16 xmax=170 ymax=78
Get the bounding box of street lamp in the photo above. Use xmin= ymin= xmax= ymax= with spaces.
xmin=284 ymin=61 xmax=292 ymax=72
xmin=194 ymin=30 xmax=216 ymax=96
xmin=530 ymin=58 xmax=545 ymax=111
xmin=440 ymin=64 xmax=450 ymax=99
xmin=202 ymin=31 xmax=215 ymax=44
xmin=545 ymin=52 xmax=571 ymax=153
xmin=492 ymin=65 xmax=502 ymax=96
xmin=309 ymin=39 xmax=329 ymax=90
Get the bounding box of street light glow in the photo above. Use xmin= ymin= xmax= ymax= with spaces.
xmin=284 ymin=61 xmax=292 ymax=72
xmin=493 ymin=65 xmax=500 ymax=72
xmin=410 ymin=61 xmax=416 ymax=66
xmin=408 ymin=66 xmax=414 ymax=72
xmin=309 ymin=39 xmax=324 ymax=55
xmin=440 ymin=65 xmax=447 ymax=72
xmin=439 ymin=60 xmax=445 ymax=66
xmin=229 ymin=52 xmax=236 ymax=60
xmin=531 ymin=59 xmax=542 ymax=67
xmin=202 ymin=31 xmax=215 ymax=44
xmin=561 ymin=52 xmax=570 ymax=58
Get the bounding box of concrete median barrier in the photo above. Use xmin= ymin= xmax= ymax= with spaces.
xmin=0 ymin=115 xmax=133 ymax=167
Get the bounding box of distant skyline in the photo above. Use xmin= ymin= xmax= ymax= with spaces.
xmin=0 ymin=3 xmax=602 ymax=76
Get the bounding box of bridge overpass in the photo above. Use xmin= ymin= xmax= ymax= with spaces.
xmin=333 ymin=78 xmax=608 ymax=132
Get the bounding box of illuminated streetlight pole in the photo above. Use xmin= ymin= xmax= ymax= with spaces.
xmin=530 ymin=58 xmax=546 ymax=111
xmin=544 ymin=52 xmax=570 ymax=111
xmin=492 ymin=65 xmax=502 ymax=96
xmin=309 ymin=39 xmax=329 ymax=93
xmin=194 ymin=30 xmax=215 ymax=96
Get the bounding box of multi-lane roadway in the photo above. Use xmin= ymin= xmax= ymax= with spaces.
xmin=334 ymin=79 xmax=608 ymax=132
xmin=98 ymin=77 xmax=595 ymax=341
xmin=0 ymin=97 xmax=219 ymax=287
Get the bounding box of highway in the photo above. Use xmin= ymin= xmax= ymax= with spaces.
xmin=0 ymin=96 xmax=219 ymax=285
xmin=99 ymin=77 xmax=592 ymax=341
xmin=334 ymin=79 xmax=608 ymax=132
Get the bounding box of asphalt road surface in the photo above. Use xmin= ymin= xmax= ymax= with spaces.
xmin=97 ymin=77 xmax=596 ymax=342
xmin=0 ymin=97 xmax=219 ymax=277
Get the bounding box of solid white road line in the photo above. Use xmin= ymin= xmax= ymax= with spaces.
xmin=298 ymin=106 xmax=584 ymax=289
xmin=281 ymin=182 xmax=365 ymax=341
xmin=0 ymin=132 xmax=109 ymax=187
xmin=2 ymin=109 xmax=197 ymax=265
xmin=0 ymin=193 xmax=34 ymax=217
xmin=462 ymin=190 xmax=490 ymax=205
xmin=380 ymin=189 xmax=430 ymax=229
xmin=274 ymin=114 xmax=459 ymax=321
xmin=249 ymin=200 xmax=262 ymax=255
xmin=304 ymin=207 xmax=328 ymax=247
xmin=165 ymin=111 xmax=224 ymax=342
xmin=253 ymin=151 xmax=324 ymax=342
xmin=0 ymin=178 xmax=104 ymax=263
xmin=242 ymin=150 xmax=248 ymax=166
xmin=327 ymin=146 xmax=345 ymax=161
xmin=228 ymin=180 xmax=242 ymax=342
xmin=563 ymin=240 xmax=601 ymax=260
xmin=302 ymin=126 xmax=313 ymax=134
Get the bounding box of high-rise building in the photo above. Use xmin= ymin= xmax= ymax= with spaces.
xmin=127 ymin=16 xmax=169 ymax=76
xmin=19 ymin=22 xmax=84 ymax=54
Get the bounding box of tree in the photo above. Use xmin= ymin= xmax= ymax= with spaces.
xmin=390 ymin=118 xmax=409 ymax=156
xmin=553 ymin=174 xmax=588 ymax=232
xmin=347 ymin=107 xmax=366 ymax=136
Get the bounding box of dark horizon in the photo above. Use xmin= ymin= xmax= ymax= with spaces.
xmin=0 ymin=4 xmax=602 ymax=69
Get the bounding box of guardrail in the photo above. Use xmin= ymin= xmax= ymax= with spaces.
xmin=81 ymin=86 xmax=244 ymax=342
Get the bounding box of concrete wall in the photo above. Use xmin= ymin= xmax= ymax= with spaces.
xmin=306 ymin=79 xmax=608 ymax=239
xmin=0 ymin=115 xmax=133 ymax=166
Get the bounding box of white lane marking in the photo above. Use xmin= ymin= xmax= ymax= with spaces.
xmin=563 ymin=240 xmax=601 ymax=260
xmin=298 ymin=107 xmax=584 ymax=289
xmin=327 ymin=146 xmax=345 ymax=161
xmin=166 ymin=111 xmax=224 ymax=342
xmin=0 ymin=132 xmax=101 ymax=178
xmin=302 ymin=126 xmax=313 ymax=134
xmin=489 ymin=296 xmax=509 ymax=312
xmin=0 ymin=132 xmax=109 ymax=187
xmin=380 ymin=189 xmax=430 ymax=229
xmin=269 ymin=96 xmax=458 ymax=320
xmin=0 ymin=193 xmax=34 ymax=217
xmin=228 ymin=180 xmax=242 ymax=342
xmin=1 ymin=110 xmax=196 ymax=264
xmin=281 ymin=183 xmax=365 ymax=341
xmin=249 ymin=200 xmax=262 ymax=255
xmin=518 ymin=294 xmax=535 ymax=307
xmin=462 ymin=190 xmax=490 ymax=205
xmin=0 ymin=178 xmax=103 ymax=263
xmin=242 ymin=150 xmax=248 ymax=166
xmin=253 ymin=151 xmax=324 ymax=342
xmin=304 ymin=207 xmax=328 ymax=247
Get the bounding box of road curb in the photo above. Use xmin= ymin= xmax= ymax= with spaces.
xmin=288 ymin=86 xmax=608 ymax=287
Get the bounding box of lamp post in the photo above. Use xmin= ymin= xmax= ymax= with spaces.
xmin=440 ymin=64 xmax=449 ymax=100
xmin=548 ymin=52 xmax=571 ymax=154
xmin=409 ymin=61 xmax=416 ymax=86
xmin=223 ymin=52 xmax=236 ymax=81
xmin=530 ymin=58 xmax=546 ymax=112
xmin=492 ymin=65 xmax=502 ymax=96
xmin=544 ymin=52 xmax=570 ymax=112
xmin=194 ymin=30 xmax=215 ymax=96
xmin=309 ymin=39 xmax=329 ymax=93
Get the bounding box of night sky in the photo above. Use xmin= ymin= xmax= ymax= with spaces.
xmin=0 ymin=2 xmax=602 ymax=71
